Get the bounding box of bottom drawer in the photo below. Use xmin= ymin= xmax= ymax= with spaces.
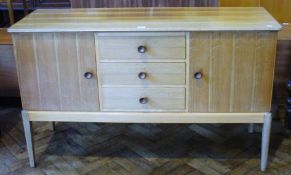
xmin=102 ymin=87 xmax=186 ymax=112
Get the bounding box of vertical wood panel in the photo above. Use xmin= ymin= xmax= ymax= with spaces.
xmin=189 ymin=32 xmax=211 ymax=112
xmin=13 ymin=33 xmax=100 ymax=111
xmin=190 ymin=31 xmax=277 ymax=112
xmin=13 ymin=33 xmax=41 ymax=109
xmin=232 ymin=32 xmax=256 ymax=112
xmin=210 ymin=32 xmax=233 ymax=112
xmin=253 ymin=32 xmax=277 ymax=111
xmin=34 ymin=33 xmax=61 ymax=110
xmin=55 ymin=33 xmax=82 ymax=111
xmin=77 ymin=33 xmax=100 ymax=111
xmin=219 ymin=0 xmax=291 ymax=108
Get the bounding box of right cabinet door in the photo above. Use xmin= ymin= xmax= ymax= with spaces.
xmin=189 ymin=32 xmax=277 ymax=112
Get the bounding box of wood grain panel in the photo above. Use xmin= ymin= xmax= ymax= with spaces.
xmin=260 ymin=0 xmax=291 ymax=23
xmin=220 ymin=0 xmax=260 ymax=7
xmin=220 ymin=0 xmax=291 ymax=23
xmin=232 ymin=32 xmax=256 ymax=112
xmin=189 ymin=32 xmax=211 ymax=112
xmin=98 ymin=33 xmax=186 ymax=61
xmin=77 ymin=33 xmax=100 ymax=111
xmin=190 ymin=31 xmax=277 ymax=112
xmin=71 ymin=0 xmax=218 ymax=8
xmin=13 ymin=33 xmax=42 ymax=109
xmin=34 ymin=33 xmax=60 ymax=110
xmin=8 ymin=8 xmax=282 ymax=33
xmin=0 ymin=28 xmax=12 ymax=44
xmin=252 ymin=32 xmax=277 ymax=111
xmin=100 ymin=63 xmax=186 ymax=86
xmin=55 ymin=33 xmax=81 ymax=111
xmin=12 ymin=33 xmax=100 ymax=111
xmin=210 ymin=32 xmax=233 ymax=112
xmin=102 ymin=87 xmax=186 ymax=112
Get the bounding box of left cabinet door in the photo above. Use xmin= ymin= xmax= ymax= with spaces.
xmin=13 ymin=33 xmax=100 ymax=111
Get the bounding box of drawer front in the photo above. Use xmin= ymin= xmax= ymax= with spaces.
xmin=97 ymin=33 xmax=186 ymax=61
xmin=102 ymin=88 xmax=186 ymax=111
xmin=100 ymin=63 xmax=186 ymax=86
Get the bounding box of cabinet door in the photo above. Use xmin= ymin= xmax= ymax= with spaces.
xmin=189 ymin=32 xmax=277 ymax=112
xmin=13 ymin=33 xmax=100 ymax=111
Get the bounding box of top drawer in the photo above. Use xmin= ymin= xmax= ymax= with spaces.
xmin=96 ymin=32 xmax=186 ymax=61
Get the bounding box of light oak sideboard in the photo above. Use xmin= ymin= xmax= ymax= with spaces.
xmin=8 ymin=7 xmax=281 ymax=171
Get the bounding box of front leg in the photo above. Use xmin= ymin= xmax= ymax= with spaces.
xmin=22 ymin=110 xmax=35 ymax=167
xmin=261 ymin=112 xmax=272 ymax=171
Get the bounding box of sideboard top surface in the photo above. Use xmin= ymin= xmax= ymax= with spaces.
xmin=8 ymin=7 xmax=281 ymax=33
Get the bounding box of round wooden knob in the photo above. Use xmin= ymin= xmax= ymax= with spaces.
xmin=138 ymin=72 xmax=147 ymax=79
xmin=139 ymin=97 xmax=148 ymax=104
xmin=194 ymin=72 xmax=203 ymax=80
xmin=138 ymin=46 xmax=146 ymax=53
xmin=84 ymin=72 xmax=93 ymax=79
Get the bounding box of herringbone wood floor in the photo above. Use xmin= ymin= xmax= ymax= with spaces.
xmin=0 ymin=107 xmax=291 ymax=175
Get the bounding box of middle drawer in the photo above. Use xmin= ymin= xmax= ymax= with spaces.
xmin=99 ymin=63 xmax=186 ymax=86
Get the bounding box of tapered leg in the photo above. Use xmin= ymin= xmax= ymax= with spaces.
xmin=22 ymin=110 xmax=35 ymax=167
xmin=261 ymin=112 xmax=272 ymax=172
xmin=248 ymin=124 xmax=255 ymax=133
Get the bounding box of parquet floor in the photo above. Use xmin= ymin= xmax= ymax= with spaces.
xmin=0 ymin=107 xmax=291 ymax=175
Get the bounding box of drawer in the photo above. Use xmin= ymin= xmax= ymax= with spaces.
xmin=97 ymin=33 xmax=186 ymax=61
xmin=102 ymin=87 xmax=186 ymax=112
xmin=100 ymin=63 xmax=186 ymax=86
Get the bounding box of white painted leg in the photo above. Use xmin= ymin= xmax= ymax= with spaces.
xmin=248 ymin=124 xmax=255 ymax=133
xmin=261 ymin=112 xmax=272 ymax=172
xmin=22 ymin=110 xmax=35 ymax=168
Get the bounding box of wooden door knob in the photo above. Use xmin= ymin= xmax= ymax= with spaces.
xmin=138 ymin=72 xmax=147 ymax=79
xmin=194 ymin=72 xmax=203 ymax=80
xmin=139 ymin=97 xmax=148 ymax=104
xmin=138 ymin=46 xmax=146 ymax=53
xmin=84 ymin=72 xmax=93 ymax=79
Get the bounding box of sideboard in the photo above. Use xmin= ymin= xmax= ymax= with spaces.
xmin=8 ymin=7 xmax=281 ymax=171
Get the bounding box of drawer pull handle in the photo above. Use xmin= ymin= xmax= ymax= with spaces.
xmin=194 ymin=72 xmax=203 ymax=80
xmin=84 ymin=72 xmax=93 ymax=79
xmin=139 ymin=97 xmax=148 ymax=104
xmin=138 ymin=46 xmax=147 ymax=53
xmin=138 ymin=72 xmax=147 ymax=79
